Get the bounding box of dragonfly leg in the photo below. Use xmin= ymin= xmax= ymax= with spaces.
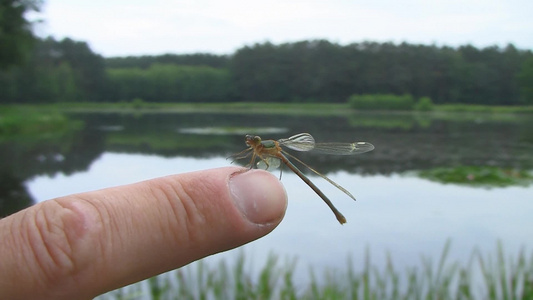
xmin=247 ymin=152 xmax=258 ymax=169
xmin=279 ymin=153 xmax=347 ymax=224
xmin=257 ymin=157 xmax=271 ymax=170
xmin=228 ymin=147 xmax=253 ymax=163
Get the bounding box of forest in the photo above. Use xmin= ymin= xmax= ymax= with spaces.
xmin=1 ymin=37 xmax=533 ymax=105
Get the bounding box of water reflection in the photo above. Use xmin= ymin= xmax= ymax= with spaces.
xmin=0 ymin=123 xmax=101 ymax=216
xmin=1 ymin=111 xmax=532 ymax=216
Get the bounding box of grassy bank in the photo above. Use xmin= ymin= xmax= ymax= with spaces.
xmin=0 ymin=106 xmax=83 ymax=140
xmin=4 ymin=102 xmax=533 ymax=115
xmin=437 ymin=104 xmax=533 ymax=114
xmin=98 ymin=241 xmax=533 ymax=300
xmin=27 ymin=102 xmax=354 ymax=115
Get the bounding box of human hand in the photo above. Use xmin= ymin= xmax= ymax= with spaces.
xmin=0 ymin=167 xmax=287 ymax=300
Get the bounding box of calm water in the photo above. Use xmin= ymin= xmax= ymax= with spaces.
xmin=1 ymin=111 xmax=533 ymax=293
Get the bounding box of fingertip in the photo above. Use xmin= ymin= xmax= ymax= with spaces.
xmin=229 ymin=169 xmax=288 ymax=225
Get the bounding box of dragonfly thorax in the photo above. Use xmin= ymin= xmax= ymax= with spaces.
xmin=260 ymin=140 xmax=277 ymax=149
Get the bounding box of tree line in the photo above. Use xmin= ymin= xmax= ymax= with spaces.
xmin=230 ymin=40 xmax=532 ymax=104
xmin=1 ymin=37 xmax=533 ymax=105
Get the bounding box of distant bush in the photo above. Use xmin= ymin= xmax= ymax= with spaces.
xmin=348 ymin=94 xmax=415 ymax=110
xmin=131 ymin=97 xmax=145 ymax=108
xmin=415 ymin=96 xmax=434 ymax=111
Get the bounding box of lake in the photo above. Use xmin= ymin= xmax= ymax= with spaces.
xmin=1 ymin=110 xmax=532 ymax=296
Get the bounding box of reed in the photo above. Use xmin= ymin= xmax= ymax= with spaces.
xmin=97 ymin=241 xmax=533 ymax=300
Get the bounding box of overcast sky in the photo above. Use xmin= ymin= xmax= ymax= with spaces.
xmin=32 ymin=0 xmax=533 ymax=57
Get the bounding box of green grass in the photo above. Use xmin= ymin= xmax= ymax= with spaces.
xmin=33 ymin=101 xmax=353 ymax=116
xmin=97 ymin=241 xmax=533 ymax=300
xmin=0 ymin=105 xmax=83 ymax=140
xmin=6 ymin=102 xmax=532 ymax=116
xmin=2 ymin=101 xmax=533 ymax=119
xmin=436 ymin=104 xmax=533 ymax=114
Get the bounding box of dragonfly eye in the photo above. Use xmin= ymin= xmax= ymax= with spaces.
xmin=245 ymin=135 xmax=261 ymax=145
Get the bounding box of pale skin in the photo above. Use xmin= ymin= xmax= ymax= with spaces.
xmin=0 ymin=167 xmax=287 ymax=300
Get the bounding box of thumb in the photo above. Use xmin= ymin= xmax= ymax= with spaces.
xmin=0 ymin=167 xmax=287 ymax=300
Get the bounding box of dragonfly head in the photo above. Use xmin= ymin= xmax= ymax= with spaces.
xmin=245 ymin=134 xmax=262 ymax=146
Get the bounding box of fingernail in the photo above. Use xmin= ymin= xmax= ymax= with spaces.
xmin=229 ymin=170 xmax=287 ymax=224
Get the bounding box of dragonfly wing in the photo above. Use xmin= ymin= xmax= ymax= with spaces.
xmin=312 ymin=142 xmax=375 ymax=155
xmin=257 ymin=157 xmax=281 ymax=170
xmin=278 ymin=133 xmax=316 ymax=152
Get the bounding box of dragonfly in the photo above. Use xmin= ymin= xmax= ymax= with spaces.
xmin=232 ymin=133 xmax=374 ymax=224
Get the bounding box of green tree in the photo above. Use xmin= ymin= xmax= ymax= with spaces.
xmin=0 ymin=0 xmax=43 ymax=69
xmin=53 ymin=38 xmax=107 ymax=101
xmin=517 ymin=56 xmax=533 ymax=104
xmin=229 ymin=40 xmax=531 ymax=105
xmin=0 ymin=37 xmax=106 ymax=103
xmin=106 ymin=64 xmax=232 ymax=102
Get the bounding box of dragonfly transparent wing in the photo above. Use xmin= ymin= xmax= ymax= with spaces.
xmin=279 ymin=133 xmax=374 ymax=155
xmin=257 ymin=157 xmax=281 ymax=170
xmin=278 ymin=133 xmax=316 ymax=151
xmin=312 ymin=141 xmax=374 ymax=155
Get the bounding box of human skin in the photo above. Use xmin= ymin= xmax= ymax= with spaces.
xmin=0 ymin=167 xmax=287 ymax=300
